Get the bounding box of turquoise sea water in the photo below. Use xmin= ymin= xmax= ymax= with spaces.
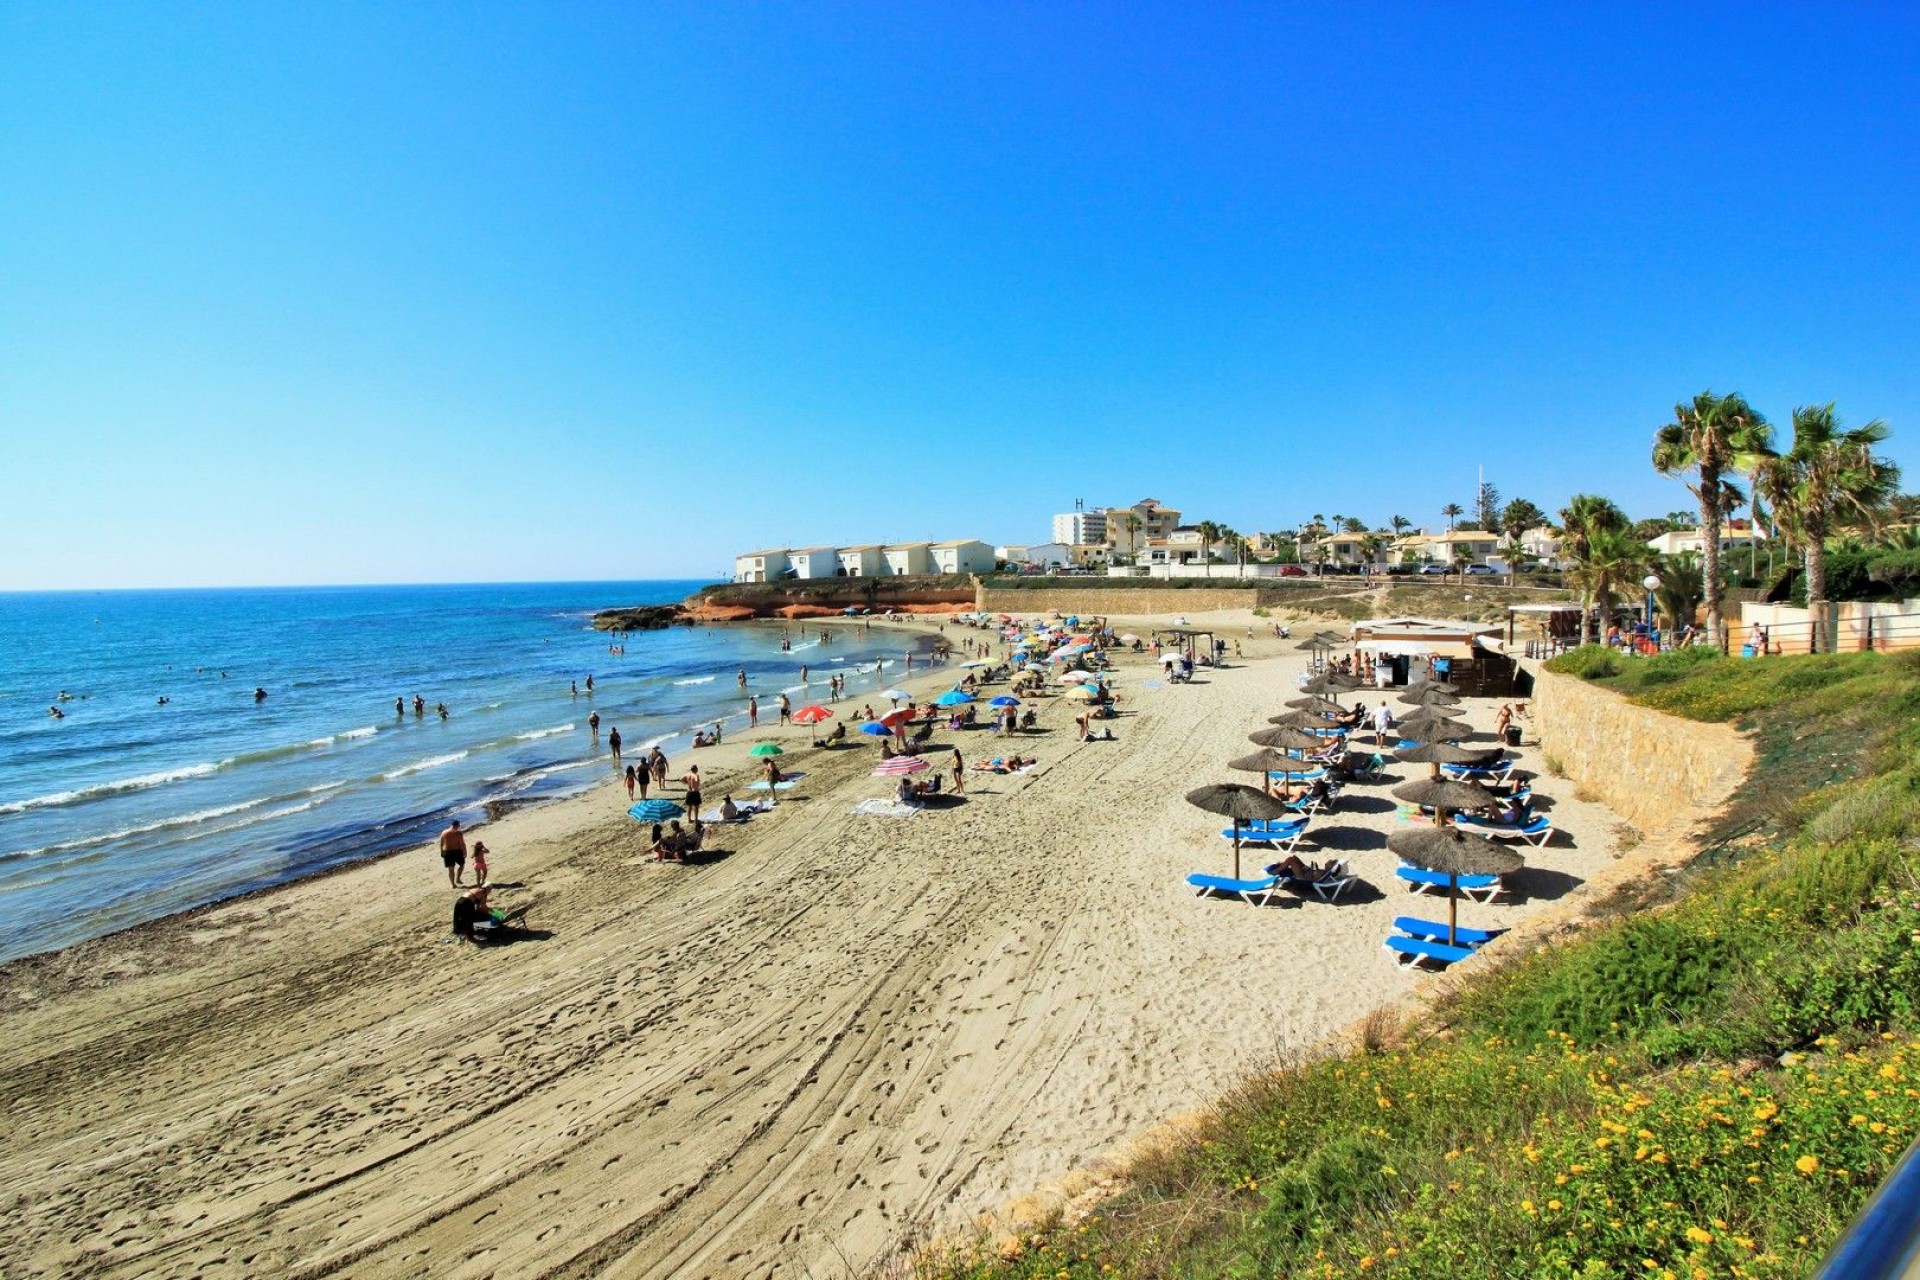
xmin=0 ymin=582 xmax=946 ymax=962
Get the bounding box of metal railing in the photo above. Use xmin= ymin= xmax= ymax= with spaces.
xmin=1814 ymin=1138 xmax=1920 ymax=1278
xmin=1518 ymin=609 xmax=1920 ymax=660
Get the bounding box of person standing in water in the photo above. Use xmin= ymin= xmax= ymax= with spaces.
xmin=395 ymin=696 xmax=405 ymax=718
xmin=588 ymin=711 xmax=601 ymax=736
xmin=608 ymin=725 xmax=622 ymax=762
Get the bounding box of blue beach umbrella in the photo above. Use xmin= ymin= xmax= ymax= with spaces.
xmin=859 ymin=721 xmax=892 ymax=737
xmin=989 ymin=695 xmax=1021 ymax=707
xmin=933 ymin=689 xmax=974 ymax=706
xmin=628 ymin=799 xmax=685 ymax=822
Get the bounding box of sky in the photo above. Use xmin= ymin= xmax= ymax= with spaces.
xmin=2 ymin=3 xmax=1917 ymax=589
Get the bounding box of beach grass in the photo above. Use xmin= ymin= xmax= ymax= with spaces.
xmin=921 ymin=649 xmax=1920 ymax=1279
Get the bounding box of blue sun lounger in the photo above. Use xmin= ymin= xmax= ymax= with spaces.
xmin=1186 ymin=872 xmax=1287 ymax=907
xmin=1221 ymin=818 xmax=1309 ymax=851
xmin=1453 ymin=815 xmax=1554 ymax=846
xmin=1274 ymin=858 xmax=1357 ymax=902
xmin=1384 ymin=934 xmax=1477 ymax=970
xmin=1392 ymin=916 xmax=1504 ymax=947
xmin=1395 ymin=864 xmax=1507 ymax=902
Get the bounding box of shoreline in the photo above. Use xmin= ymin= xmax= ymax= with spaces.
xmin=0 ymin=607 xmax=1631 ymax=1279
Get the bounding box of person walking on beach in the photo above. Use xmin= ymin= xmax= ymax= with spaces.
xmin=649 ymin=747 xmax=668 ymax=791
xmin=778 ymin=693 xmax=791 ymax=724
xmin=438 ymin=819 xmax=468 ymax=888
xmin=634 ymin=761 xmax=649 ymax=800
xmin=470 ymin=841 xmax=489 ymax=887
xmin=1373 ymin=701 xmax=1394 ymax=748
xmin=747 ymin=695 xmax=758 ymax=728
xmin=683 ymin=765 xmax=703 ymax=817
xmin=800 ymin=664 xmax=808 ymax=684
xmin=624 ymin=764 xmax=637 ymax=800
xmin=951 ymin=746 xmax=965 ymax=795
xmin=608 ymin=725 xmax=622 ymax=762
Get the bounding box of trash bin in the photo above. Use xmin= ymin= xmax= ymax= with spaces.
xmin=1504 ymin=726 xmax=1522 ymax=746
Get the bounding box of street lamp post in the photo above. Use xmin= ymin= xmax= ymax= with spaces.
xmin=1643 ymin=574 xmax=1663 ymax=648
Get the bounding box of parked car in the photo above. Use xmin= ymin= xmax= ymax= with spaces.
xmin=1416 ymin=564 xmax=1450 ymax=575
xmin=1464 ymin=563 xmax=1497 ymax=576
xmin=1277 ymin=564 xmax=1308 ymax=577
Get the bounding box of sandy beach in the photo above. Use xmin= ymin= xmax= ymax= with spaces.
xmin=0 ymin=611 xmax=1630 ymax=1279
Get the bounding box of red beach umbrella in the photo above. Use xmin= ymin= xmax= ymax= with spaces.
xmin=792 ymin=704 xmax=833 ymax=744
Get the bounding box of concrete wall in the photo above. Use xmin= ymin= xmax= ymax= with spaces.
xmin=1532 ymin=669 xmax=1752 ymax=838
xmin=1741 ymin=599 xmax=1920 ymax=653
xmin=974 ymin=586 xmax=1264 ymax=616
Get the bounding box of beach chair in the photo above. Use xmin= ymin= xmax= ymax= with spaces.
xmin=1277 ymin=858 xmax=1357 ymax=902
xmin=1441 ymin=759 xmax=1515 ymax=781
xmin=1186 ymin=872 xmax=1287 ymax=907
xmin=1392 ymin=916 xmax=1504 ymax=948
xmin=1222 ymin=818 xmax=1309 ymax=851
xmin=1453 ymin=815 xmax=1555 ymax=846
xmin=1384 ymin=934 xmax=1477 ymax=970
xmin=1395 ymin=864 xmax=1507 ymax=902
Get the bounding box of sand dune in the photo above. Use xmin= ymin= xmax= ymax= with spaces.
xmin=0 ymin=616 xmax=1625 ymax=1278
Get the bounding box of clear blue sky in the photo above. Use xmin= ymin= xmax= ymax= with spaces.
xmin=3 ymin=3 xmax=1916 ymax=588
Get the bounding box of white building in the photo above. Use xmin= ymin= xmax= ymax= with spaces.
xmin=880 ymin=543 xmax=933 ymax=576
xmin=837 ymin=545 xmax=884 ymax=578
xmin=930 ymin=539 xmax=995 ymax=574
xmin=1647 ymin=521 xmax=1767 ymax=558
xmin=785 ymin=546 xmax=840 ymax=579
xmin=732 ymin=548 xmax=791 ymax=583
xmin=1052 ymin=510 xmax=1107 ymax=546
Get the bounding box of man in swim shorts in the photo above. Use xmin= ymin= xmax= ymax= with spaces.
xmin=438 ymin=818 xmax=468 ymax=888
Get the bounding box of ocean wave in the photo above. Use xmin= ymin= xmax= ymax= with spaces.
xmin=781 ymin=684 xmax=809 ymax=694
xmin=0 ymin=761 xmax=227 ymax=815
xmin=304 ymin=725 xmax=378 ymax=749
xmin=513 ymin=724 xmax=573 ymax=742
xmin=0 ymin=796 xmax=272 ymax=863
xmin=380 ymin=751 xmax=469 ymax=781
xmin=672 ymin=675 xmax=716 ymax=686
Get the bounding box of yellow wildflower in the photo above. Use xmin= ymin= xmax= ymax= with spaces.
xmin=1796 ymin=1155 xmax=1821 ymax=1175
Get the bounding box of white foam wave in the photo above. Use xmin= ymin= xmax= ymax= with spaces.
xmin=306 ymin=725 xmax=378 ymax=749
xmin=381 ymin=751 xmax=469 ymax=781
xmin=781 ymin=684 xmax=809 ymax=694
xmin=0 ymin=761 xmax=226 ymax=815
xmin=1 ymin=796 xmax=272 ymax=861
xmin=673 ymin=676 xmax=716 ymax=686
xmin=513 ymin=724 xmax=573 ymax=742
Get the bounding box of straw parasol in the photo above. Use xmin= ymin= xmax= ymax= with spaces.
xmin=1267 ymin=709 xmax=1337 ymax=729
xmin=1387 ymin=826 xmax=1523 ymax=945
xmin=1392 ymin=777 xmax=1501 ymax=821
xmin=1399 ymin=686 xmax=1462 ymax=707
xmin=1407 ymin=678 xmax=1461 ymax=694
xmin=1248 ymin=726 xmax=1326 ymax=752
xmin=1286 ymin=694 xmax=1349 ymax=712
xmin=1229 ymin=748 xmax=1308 ymax=775
xmin=1301 ymin=672 xmax=1360 ymax=695
xmin=1186 ymin=782 xmax=1293 ymax=878
xmin=1395 ymin=710 xmax=1469 ymax=741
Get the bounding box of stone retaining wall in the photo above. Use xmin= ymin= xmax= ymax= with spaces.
xmin=1532 ymin=669 xmax=1752 ymax=838
xmin=974 ymin=587 xmax=1264 ymax=616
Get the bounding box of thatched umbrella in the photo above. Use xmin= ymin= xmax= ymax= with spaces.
xmin=1268 ymin=709 xmax=1337 ymax=730
xmin=1302 ymin=672 xmax=1360 ymax=695
xmin=1395 ymin=710 xmax=1469 ymax=742
xmin=1249 ymin=726 xmax=1326 ymax=753
xmin=1388 ymin=827 xmax=1523 ymax=945
xmin=1399 ymin=686 xmax=1462 ymax=707
xmin=1286 ymin=694 xmax=1348 ymax=712
xmin=1396 ymin=740 xmax=1502 ymax=779
xmin=1229 ymin=748 xmax=1306 ymax=775
xmin=1407 ymin=678 xmax=1461 ymax=695
xmin=1187 ymin=783 xmax=1292 ymax=878
xmin=1392 ymin=777 xmax=1501 ymax=823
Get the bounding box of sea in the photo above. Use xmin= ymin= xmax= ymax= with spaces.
xmin=0 ymin=581 xmax=950 ymax=964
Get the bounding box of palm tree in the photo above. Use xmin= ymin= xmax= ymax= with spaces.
xmin=1652 ymin=552 xmax=1703 ymax=634
xmin=1195 ymin=520 xmax=1223 ymax=568
xmin=1653 ymin=391 xmax=1775 ymax=651
xmin=1754 ymin=404 xmax=1900 ymax=652
xmin=1390 ymin=514 xmax=1411 ymax=537
xmin=1568 ymin=528 xmax=1655 ymax=645
xmin=1498 ymin=534 xmax=1527 ymax=585
xmin=1119 ymin=512 xmax=1142 ymax=563
xmin=1441 ymin=503 xmax=1464 ymax=532
xmin=1560 ymin=495 xmax=1628 ymax=644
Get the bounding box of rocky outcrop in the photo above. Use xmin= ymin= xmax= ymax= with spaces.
xmin=591 ymin=604 xmax=692 ymax=631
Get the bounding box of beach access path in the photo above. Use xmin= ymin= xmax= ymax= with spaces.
xmin=0 ymin=615 xmax=1626 ymax=1279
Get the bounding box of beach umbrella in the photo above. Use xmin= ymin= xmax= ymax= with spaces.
xmin=1311 ymin=631 xmax=1347 ymax=645
xmin=749 ymin=743 xmax=784 ymax=758
xmin=1229 ymin=748 xmax=1309 ymax=776
xmin=880 ymin=688 xmax=911 ymax=703
xmin=959 ymin=659 xmax=988 ymax=668
xmin=880 ymin=707 xmax=914 ymax=732
xmin=933 ymin=689 xmax=974 ymax=706
xmin=1392 ymin=777 xmax=1500 ymax=823
xmin=1119 ymin=633 xmax=1140 ymax=644
xmin=873 ymin=755 xmax=930 ymax=776
xmin=1294 ymin=636 xmax=1333 ymax=652
xmin=1062 ymin=684 xmax=1100 ymax=702
xmin=1395 ymin=716 xmax=1469 ymax=746
xmin=1388 ymin=827 xmax=1523 ymax=945
xmin=842 ymin=607 xmax=860 ymax=615
xmin=1286 ymin=695 xmax=1348 ymax=712
xmin=1186 ymin=782 xmax=1293 ymax=879
xmin=1268 ymin=709 xmax=1337 ymax=729
xmin=859 ymin=721 xmax=893 ymax=737
xmin=1301 ymin=672 xmax=1360 ymax=695
xmin=1399 ymin=687 xmax=1462 ymax=707
xmin=1059 ymin=670 xmax=1098 ymax=684
xmin=627 ymin=798 xmax=685 ymax=823
xmin=989 ymin=695 xmax=1020 ymax=707
xmin=792 ymin=704 xmax=833 ymax=744
xmin=1408 ymin=678 xmax=1461 ymax=695
xmin=1248 ymin=726 xmax=1325 ymax=753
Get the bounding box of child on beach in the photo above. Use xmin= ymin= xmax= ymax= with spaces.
xmin=470 ymin=842 xmax=489 ymax=887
